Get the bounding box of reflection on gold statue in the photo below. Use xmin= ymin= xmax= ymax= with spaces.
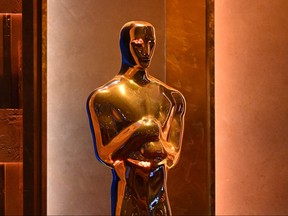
xmin=87 ymin=21 xmax=186 ymax=215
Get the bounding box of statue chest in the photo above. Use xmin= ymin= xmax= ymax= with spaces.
xmin=95 ymin=84 xmax=172 ymax=126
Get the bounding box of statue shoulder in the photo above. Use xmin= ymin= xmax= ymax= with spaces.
xmin=87 ymin=77 xmax=121 ymax=104
xmin=149 ymin=76 xmax=186 ymax=106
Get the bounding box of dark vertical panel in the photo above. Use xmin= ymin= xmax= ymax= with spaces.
xmin=0 ymin=16 xmax=3 ymax=94
xmin=11 ymin=14 xmax=23 ymax=108
xmin=0 ymin=164 xmax=4 ymax=215
xmin=1 ymin=15 xmax=12 ymax=107
xmin=0 ymin=14 xmax=22 ymax=108
xmin=22 ymin=0 xmax=45 ymax=214
xmin=22 ymin=0 xmax=35 ymax=209
xmin=207 ymin=0 xmax=215 ymax=214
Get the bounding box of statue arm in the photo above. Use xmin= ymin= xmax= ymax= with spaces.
xmin=88 ymin=94 xmax=145 ymax=166
xmin=160 ymin=92 xmax=186 ymax=168
xmin=96 ymin=120 xmax=143 ymax=166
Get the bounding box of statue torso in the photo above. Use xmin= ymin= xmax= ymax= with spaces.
xmin=90 ymin=75 xmax=180 ymax=164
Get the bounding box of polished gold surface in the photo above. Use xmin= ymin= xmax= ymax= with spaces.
xmin=87 ymin=21 xmax=186 ymax=215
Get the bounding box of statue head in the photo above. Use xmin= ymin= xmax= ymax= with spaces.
xmin=120 ymin=21 xmax=156 ymax=69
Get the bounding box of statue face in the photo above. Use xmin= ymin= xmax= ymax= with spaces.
xmin=129 ymin=25 xmax=156 ymax=69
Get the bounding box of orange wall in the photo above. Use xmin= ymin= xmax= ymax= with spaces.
xmin=166 ymin=1 xmax=211 ymax=215
xmin=216 ymin=0 xmax=288 ymax=214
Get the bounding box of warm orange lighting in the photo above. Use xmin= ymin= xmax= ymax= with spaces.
xmin=113 ymin=160 xmax=121 ymax=166
xmin=127 ymin=158 xmax=151 ymax=168
xmin=138 ymin=161 xmax=151 ymax=167
xmin=118 ymin=84 xmax=126 ymax=95
xmin=132 ymin=38 xmax=144 ymax=44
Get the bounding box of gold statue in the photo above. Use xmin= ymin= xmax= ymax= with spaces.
xmin=87 ymin=21 xmax=186 ymax=215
